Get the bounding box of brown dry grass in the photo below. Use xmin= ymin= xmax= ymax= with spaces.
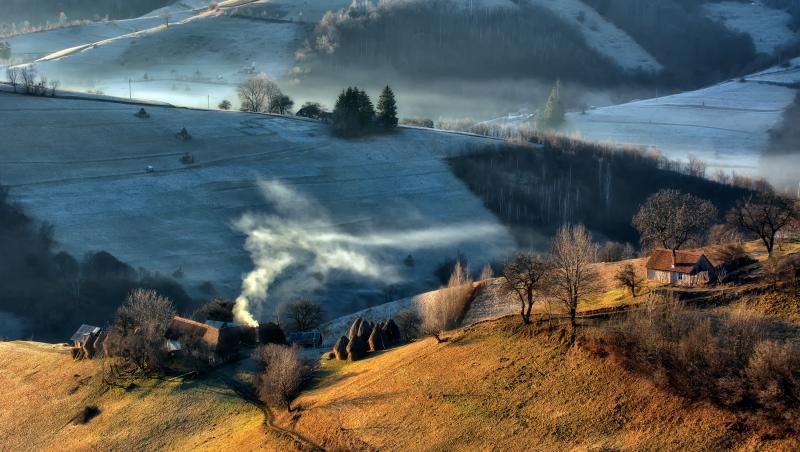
xmin=0 ymin=341 xmax=293 ymax=451
xmin=275 ymin=318 xmax=799 ymax=451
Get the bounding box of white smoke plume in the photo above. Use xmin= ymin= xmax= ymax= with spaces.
xmin=232 ymin=180 xmax=506 ymax=326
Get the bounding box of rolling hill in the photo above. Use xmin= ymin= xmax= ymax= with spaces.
xmin=3 ymin=315 xmax=798 ymax=451
xmin=0 ymin=87 xmax=515 ymax=325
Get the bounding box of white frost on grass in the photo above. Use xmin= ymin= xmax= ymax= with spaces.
xmin=529 ymin=0 xmax=662 ymax=72
xmin=561 ymin=80 xmax=796 ymax=175
xmin=0 ymin=91 xmax=515 ymax=321
xmin=705 ymin=1 xmax=797 ymax=55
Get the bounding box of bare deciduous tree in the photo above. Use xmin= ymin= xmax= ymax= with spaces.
xmin=104 ymin=289 xmax=176 ymax=376
xmin=548 ymin=224 xmax=600 ymax=342
xmin=727 ymin=192 xmax=799 ymax=257
xmin=502 ymin=252 xmax=549 ymax=324
xmin=19 ymin=66 xmax=36 ymax=94
xmin=237 ymin=74 xmax=281 ymax=113
xmin=421 ymin=261 xmax=473 ymax=343
xmin=615 ymin=263 xmax=643 ymax=297
xmin=48 ymin=79 xmax=59 ymax=96
xmin=256 ymin=344 xmax=306 ymax=412
xmin=633 ymin=189 xmax=717 ymax=262
xmin=279 ymin=299 xmax=324 ymax=333
xmin=6 ymin=67 xmax=19 ymax=93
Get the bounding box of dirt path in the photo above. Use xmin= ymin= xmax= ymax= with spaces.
xmin=219 ymin=373 xmax=325 ymax=451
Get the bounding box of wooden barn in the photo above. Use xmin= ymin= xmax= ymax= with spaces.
xmin=69 ymin=324 xmax=103 ymax=359
xmin=164 ymin=316 xmax=256 ymax=364
xmin=646 ymin=249 xmax=715 ymax=286
xmin=165 ymin=316 xmax=219 ymax=362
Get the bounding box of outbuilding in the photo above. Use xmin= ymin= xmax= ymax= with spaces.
xmin=645 ymin=249 xmax=715 ymax=286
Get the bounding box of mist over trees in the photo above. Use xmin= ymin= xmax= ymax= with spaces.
xmin=448 ymin=141 xmax=750 ymax=247
xmin=582 ymin=0 xmax=757 ymax=87
xmin=0 ymin=184 xmax=190 ymax=341
xmin=305 ymin=0 xmax=626 ymax=86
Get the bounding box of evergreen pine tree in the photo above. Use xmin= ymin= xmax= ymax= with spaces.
xmin=332 ymin=87 xmax=375 ymax=136
xmin=377 ymin=85 xmax=398 ymax=128
xmin=536 ymin=80 xmax=565 ymax=129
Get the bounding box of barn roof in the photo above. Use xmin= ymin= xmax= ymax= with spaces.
xmin=70 ymin=324 xmax=101 ymax=342
xmin=646 ymin=249 xmax=707 ymax=274
xmin=165 ymin=316 xmax=211 ymax=340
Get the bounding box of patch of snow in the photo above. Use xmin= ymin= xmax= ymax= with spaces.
xmin=529 ymin=0 xmax=662 ymax=72
xmin=705 ymin=1 xmax=797 ymax=55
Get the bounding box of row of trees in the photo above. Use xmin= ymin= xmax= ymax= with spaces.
xmin=236 ymin=76 xmax=401 ymax=138
xmin=500 ymin=224 xmax=598 ymax=343
xmin=5 ymin=67 xmax=58 ymax=96
xmin=493 ymin=187 xmax=799 ymax=343
xmin=633 ymin=188 xmax=800 ymax=260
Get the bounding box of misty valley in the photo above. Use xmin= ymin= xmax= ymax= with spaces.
xmin=1 ymin=0 xmax=800 ymax=450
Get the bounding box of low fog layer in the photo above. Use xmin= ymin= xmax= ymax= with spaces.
xmin=233 ymin=181 xmax=509 ymax=324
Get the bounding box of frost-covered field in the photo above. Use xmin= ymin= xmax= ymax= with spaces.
xmin=5 ymin=15 xmax=193 ymax=64
xmin=484 ymin=61 xmax=800 ymax=188
xmin=21 ymin=13 xmax=303 ymax=110
xmin=705 ymin=1 xmax=797 ymax=55
xmin=563 ymin=80 xmax=796 ymax=172
xmin=528 ymin=0 xmax=661 ymax=72
xmin=0 ymin=89 xmax=515 ymax=320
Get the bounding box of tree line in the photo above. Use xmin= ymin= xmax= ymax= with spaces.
xmin=236 ymin=75 xmax=399 ymax=137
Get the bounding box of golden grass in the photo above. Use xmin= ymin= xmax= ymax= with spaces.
xmin=274 ymin=318 xmax=799 ymax=451
xmin=0 ymin=341 xmax=293 ymax=451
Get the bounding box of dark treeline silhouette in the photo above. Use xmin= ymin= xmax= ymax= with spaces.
xmin=308 ymin=0 xmax=627 ymax=86
xmin=448 ymin=142 xmax=752 ymax=247
xmin=0 ymin=184 xmax=189 ymax=341
xmin=583 ymin=0 xmax=757 ymax=87
xmin=1 ymin=0 xmax=170 ymax=26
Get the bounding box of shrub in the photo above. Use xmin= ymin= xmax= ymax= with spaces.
xmin=278 ymin=299 xmax=325 ymax=333
xmin=193 ymin=298 xmax=234 ymax=323
xmin=255 ymin=344 xmax=307 ymax=411
xmin=103 ymin=289 xmax=176 ymax=376
xmin=217 ymin=99 xmax=231 ymax=110
xmin=400 ymin=118 xmax=434 ymax=128
xmin=421 ymin=262 xmax=473 ymax=342
xmin=395 ymin=309 xmax=421 ymax=341
xmin=594 ymin=300 xmax=800 ymax=433
xmin=295 ymin=102 xmax=326 ymax=119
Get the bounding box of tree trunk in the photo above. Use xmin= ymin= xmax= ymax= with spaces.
xmin=524 ymin=288 xmax=534 ymax=324
xmin=569 ymin=299 xmax=578 ymax=344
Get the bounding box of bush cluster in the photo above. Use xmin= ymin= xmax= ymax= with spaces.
xmin=588 ymin=301 xmax=800 ymax=434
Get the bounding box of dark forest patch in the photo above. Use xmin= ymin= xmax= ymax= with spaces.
xmin=448 ymin=141 xmax=751 ymax=248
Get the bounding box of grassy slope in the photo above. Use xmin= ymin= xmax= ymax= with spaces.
xmin=6 ymin=318 xmax=798 ymax=450
xmin=3 ymin=242 xmax=799 ymax=450
xmin=0 ymin=341 xmax=291 ymax=451
xmin=279 ymin=318 xmax=799 ymax=451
